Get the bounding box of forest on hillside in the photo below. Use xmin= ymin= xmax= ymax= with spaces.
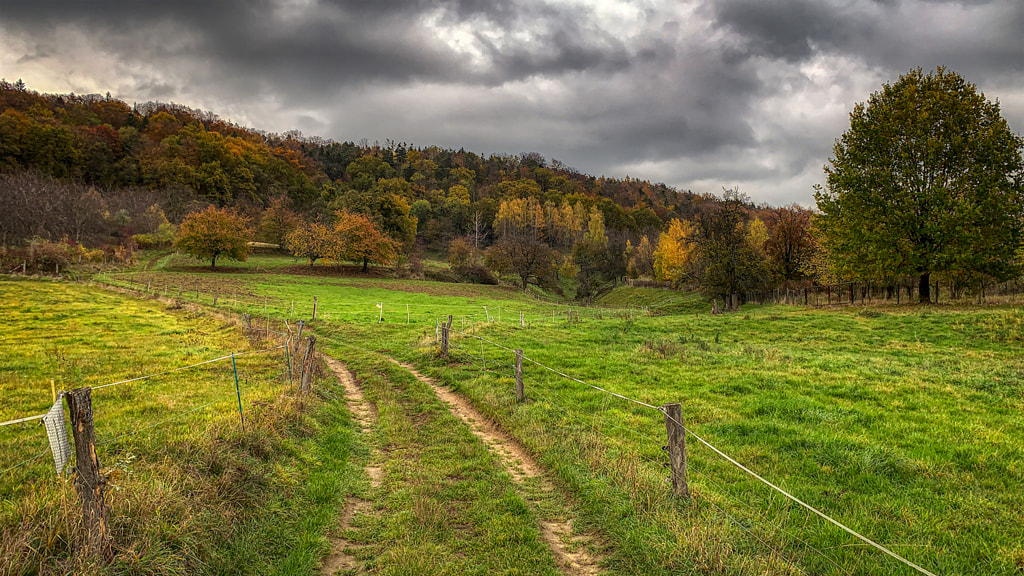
xmin=1 ymin=77 xmax=1018 ymax=304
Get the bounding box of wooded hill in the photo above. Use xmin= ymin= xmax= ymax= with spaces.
xmin=0 ymin=80 xmax=711 ymax=249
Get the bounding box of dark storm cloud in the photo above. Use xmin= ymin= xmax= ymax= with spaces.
xmin=711 ymin=0 xmax=1024 ymax=75
xmin=0 ymin=0 xmax=630 ymax=88
xmin=2 ymin=0 xmax=1024 ymax=203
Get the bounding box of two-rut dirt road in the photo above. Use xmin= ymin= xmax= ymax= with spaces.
xmin=320 ymin=352 xmax=603 ymax=575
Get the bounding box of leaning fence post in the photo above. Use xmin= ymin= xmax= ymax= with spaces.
xmin=515 ymin=349 xmax=524 ymax=402
xmin=65 ymin=387 xmax=112 ymax=561
xmin=663 ymin=402 xmax=689 ymax=498
xmin=312 ymin=296 xmax=318 ymax=321
xmin=300 ymin=335 xmax=316 ymax=396
xmin=441 ymin=314 xmax=452 ymax=356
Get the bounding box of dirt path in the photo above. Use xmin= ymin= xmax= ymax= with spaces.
xmin=388 ymin=358 xmax=603 ymax=576
xmin=320 ymin=356 xmax=381 ymax=576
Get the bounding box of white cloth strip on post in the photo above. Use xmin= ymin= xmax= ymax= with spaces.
xmin=41 ymin=395 xmax=71 ymax=474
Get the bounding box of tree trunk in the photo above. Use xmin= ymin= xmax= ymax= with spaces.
xmin=362 ymin=258 xmax=368 ymax=272
xmin=919 ymin=272 xmax=931 ymax=303
xmin=210 ymin=254 xmax=217 ymax=270
xmin=521 ymin=274 xmax=528 ymax=291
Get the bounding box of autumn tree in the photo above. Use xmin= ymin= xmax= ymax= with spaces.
xmin=174 ymin=206 xmax=250 ymax=269
xmin=334 ymin=211 xmax=398 ymax=272
xmin=626 ymin=235 xmax=656 ymax=278
xmin=653 ymin=218 xmax=698 ymax=285
xmin=259 ymin=195 xmax=301 ymax=246
xmin=573 ymin=208 xmax=613 ymax=302
xmin=691 ymin=191 xmax=770 ymax=308
xmin=285 ymin=222 xmax=339 ymax=268
xmin=815 ymin=67 xmax=1024 ymax=302
xmin=764 ymin=205 xmax=815 ymax=282
xmin=485 ymin=197 xmax=554 ymax=290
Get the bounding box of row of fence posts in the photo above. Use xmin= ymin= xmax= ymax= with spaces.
xmin=437 ymin=322 xmax=690 ymax=498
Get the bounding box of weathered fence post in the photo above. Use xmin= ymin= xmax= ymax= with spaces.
xmin=520 ymin=311 xmax=524 ymax=327
xmin=286 ymin=342 xmax=293 ymax=383
xmin=300 ymin=335 xmax=316 ymax=396
xmin=441 ymin=314 xmax=452 ymax=356
xmin=312 ymin=296 xmax=318 ymax=321
xmin=515 ymin=349 xmax=524 ymax=402
xmin=294 ymin=320 xmax=305 ymax=354
xmin=663 ymin=402 xmax=689 ymax=498
xmin=378 ymin=302 xmax=383 ymax=323
xmin=65 ymin=387 xmax=112 ymax=561
xmin=146 ymin=280 xmax=151 ymax=292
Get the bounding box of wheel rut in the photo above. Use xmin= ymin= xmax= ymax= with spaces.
xmin=388 ymin=357 xmax=603 ymax=576
xmin=320 ymin=356 xmax=380 ymax=576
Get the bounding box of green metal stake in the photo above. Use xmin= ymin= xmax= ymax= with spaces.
xmin=285 ymin=343 xmax=292 ymax=383
xmin=231 ymin=353 xmax=245 ymax=433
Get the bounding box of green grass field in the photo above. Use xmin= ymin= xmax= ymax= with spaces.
xmin=19 ymin=255 xmax=1024 ymax=574
xmin=0 ymin=278 xmax=360 ymax=575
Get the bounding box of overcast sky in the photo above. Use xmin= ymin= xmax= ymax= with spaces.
xmin=2 ymin=0 xmax=1022 ymax=206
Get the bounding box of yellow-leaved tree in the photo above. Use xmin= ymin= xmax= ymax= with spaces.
xmin=653 ymin=218 xmax=697 ymax=285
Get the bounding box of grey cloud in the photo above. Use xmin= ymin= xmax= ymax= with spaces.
xmin=2 ymin=0 xmax=1024 ymax=205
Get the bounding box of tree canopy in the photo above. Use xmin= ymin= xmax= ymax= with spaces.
xmin=815 ymin=67 xmax=1024 ymax=302
xmin=174 ymin=206 xmax=250 ymax=269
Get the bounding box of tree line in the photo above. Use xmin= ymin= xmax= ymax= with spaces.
xmin=2 ymin=67 xmax=1022 ymax=304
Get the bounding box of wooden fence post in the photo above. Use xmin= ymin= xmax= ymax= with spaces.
xmin=515 ymin=349 xmax=524 ymax=402
xmin=65 ymin=387 xmax=112 ymax=561
xmin=294 ymin=320 xmax=305 ymax=354
xmin=312 ymin=296 xmax=318 ymax=321
xmin=441 ymin=314 xmax=452 ymax=356
xmin=663 ymin=402 xmax=689 ymax=498
xmin=520 ymin=311 xmax=524 ymax=327
xmin=300 ymin=335 xmax=316 ymax=396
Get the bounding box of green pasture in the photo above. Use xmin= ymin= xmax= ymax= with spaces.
xmin=0 ymin=278 xmax=359 ymax=575
xmin=94 ymin=259 xmax=1024 ymax=574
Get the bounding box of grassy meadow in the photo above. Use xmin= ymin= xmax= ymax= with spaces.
xmin=10 ymin=252 xmax=1023 ymax=575
xmin=0 ymin=278 xmax=361 ymax=575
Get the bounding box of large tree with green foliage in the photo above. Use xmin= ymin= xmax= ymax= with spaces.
xmin=815 ymin=67 xmax=1024 ymax=302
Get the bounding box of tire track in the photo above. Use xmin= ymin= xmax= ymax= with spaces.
xmin=387 ymin=357 xmax=603 ymax=576
xmin=321 ymin=356 xmax=380 ymax=576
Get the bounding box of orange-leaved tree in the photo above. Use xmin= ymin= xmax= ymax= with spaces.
xmin=174 ymin=206 xmax=251 ymax=269
xmin=334 ymin=211 xmax=398 ymax=272
xmin=285 ymin=222 xmax=340 ymax=268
